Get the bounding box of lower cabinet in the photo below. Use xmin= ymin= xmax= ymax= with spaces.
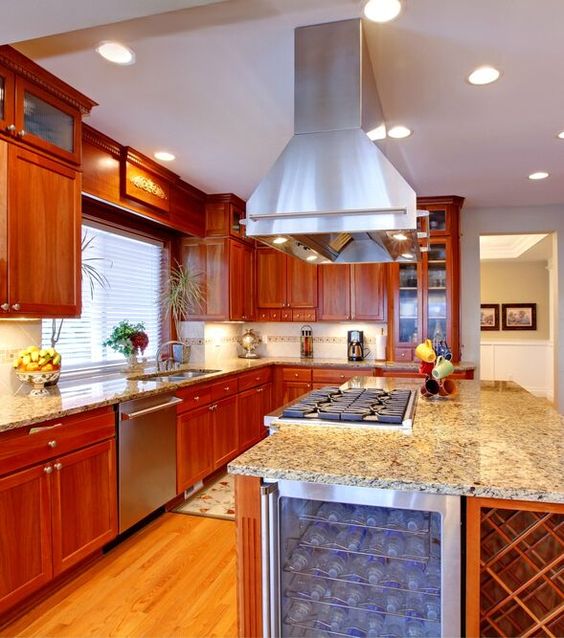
xmin=238 ymin=383 xmax=272 ymax=451
xmin=212 ymin=394 xmax=239 ymax=468
xmin=176 ymin=404 xmax=213 ymax=493
xmin=0 ymin=434 xmax=117 ymax=616
xmin=281 ymin=381 xmax=312 ymax=404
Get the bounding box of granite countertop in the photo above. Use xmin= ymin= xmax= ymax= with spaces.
xmin=0 ymin=357 xmax=474 ymax=433
xmin=228 ymin=378 xmax=564 ymax=504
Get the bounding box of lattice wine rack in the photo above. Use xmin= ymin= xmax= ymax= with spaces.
xmin=467 ymin=498 xmax=563 ymax=637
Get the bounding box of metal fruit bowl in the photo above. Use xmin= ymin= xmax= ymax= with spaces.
xmin=15 ymin=369 xmax=61 ymax=397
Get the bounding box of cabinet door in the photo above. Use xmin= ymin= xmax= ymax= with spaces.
xmin=230 ymin=240 xmax=254 ymax=321
xmin=15 ymin=77 xmax=81 ymax=165
xmin=237 ymin=387 xmax=263 ymax=452
xmin=0 ymin=62 xmax=15 ymax=133
xmin=287 ymin=257 xmax=317 ymax=308
xmin=8 ymin=145 xmax=81 ymax=316
xmin=177 ymin=404 xmax=213 ymax=492
xmin=392 ymin=261 xmax=423 ymax=357
xmin=258 ymin=383 xmax=272 ymax=441
xmin=212 ymin=395 xmax=239 ymax=469
xmin=0 ymin=464 xmax=52 ymax=615
xmin=256 ymin=248 xmax=287 ymax=308
xmin=352 ymin=263 xmax=386 ymax=321
xmin=318 ymin=264 xmax=351 ymax=321
xmin=182 ymin=238 xmax=228 ymax=320
xmin=0 ymin=140 xmax=7 ymax=312
xmin=282 ymin=381 xmax=312 ymax=405
xmin=51 ymin=440 xmax=117 ymax=576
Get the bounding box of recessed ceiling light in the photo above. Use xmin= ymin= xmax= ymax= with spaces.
xmin=367 ymin=125 xmax=387 ymax=141
xmin=306 ymin=254 xmax=318 ymax=262
xmin=528 ymin=171 xmax=549 ymax=180
xmin=154 ymin=151 xmax=175 ymax=162
xmin=272 ymin=236 xmax=288 ymax=245
xmin=388 ymin=125 xmax=412 ymax=139
xmin=393 ymin=232 xmax=408 ymax=241
xmin=364 ymin=0 xmax=402 ymax=23
xmin=401 ymin=252 xmax=414 ymax=260
xmin=557 ymin=131 xmax=564 ymax=139
xmin=96 ymin=41 xmax=135 ymax=65
xmin=467 ymin=65 xmax=501 ymax=86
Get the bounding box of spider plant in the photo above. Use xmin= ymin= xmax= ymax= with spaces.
xmin=160 ymin=262 xmax=205 ymax=340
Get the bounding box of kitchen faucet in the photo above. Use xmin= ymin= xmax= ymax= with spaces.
xmin=156 ymin=340 xmax=188 ymax=372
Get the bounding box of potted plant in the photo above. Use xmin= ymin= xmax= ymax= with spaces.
xmin=103 ymin=321 xmax=149 ymax=369
xmin=160 ymin=262 xmax=204 ymax=363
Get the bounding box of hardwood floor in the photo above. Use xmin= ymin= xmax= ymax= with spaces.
xmin=1 ymin=513 xmax=238 ymax=638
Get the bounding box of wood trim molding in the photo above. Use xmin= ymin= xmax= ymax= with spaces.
xmin=82 ymin=124 xmax=121 ymax=158
xmin=0 ymin=45 xmax=97 ymax=114
xmin=207 ymin=192 xmax=247 ymax=210
xmin=416 ymin=195 xmax=466 ymax=207
xmin=123 ymin=146 xmax=180 ymax=182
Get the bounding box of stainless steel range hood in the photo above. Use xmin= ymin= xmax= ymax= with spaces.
xmin=245 ymin=19 xmax=420 ymax=264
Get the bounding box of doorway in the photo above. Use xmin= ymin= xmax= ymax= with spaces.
xmin=479 ymin=233 xmax=555 ymax=400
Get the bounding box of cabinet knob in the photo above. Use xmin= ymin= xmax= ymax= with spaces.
xmin=340 ymin=375 xmax=345 ymax=378
xmin=0 ymin=303 xmax=9 ymax=311
xmin=5 ymin=124 xmax=16 ymax=133
xmin=47 ymin=440 xmax=57 ymax=448
xmin=209 ymin=404 xmax=217 ymax=411
xmin=17 ymin=129 xmax=25 ymax=138
xmin=193 ymin=396 xmax=200 ymax=401
xmin=43 ymin=466 xmax=53 ymax=474
xmin=11 ymin=303 xmax=20 ymax=311
xmin=224 ymin=386 xmax=230 ymax=391
xmin=54 ymin=462 xmax=63 ymax=471
xmin=294 ymin=373 xmax=298 ymax=378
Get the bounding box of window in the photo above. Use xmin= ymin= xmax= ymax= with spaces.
xmin=42 ymin=222 xmax=166 ymax=368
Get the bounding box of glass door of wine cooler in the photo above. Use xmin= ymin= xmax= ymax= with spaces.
xmin=261 ymin=481 xmax=460 ymax=638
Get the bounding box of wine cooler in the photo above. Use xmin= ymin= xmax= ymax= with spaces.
xmin=261 ymin=481 xmax=461 ymax=637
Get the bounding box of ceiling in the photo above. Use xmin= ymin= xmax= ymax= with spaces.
xmin=12 ymin=0 xmax=564 ymax=208
xmin=480 ymin=234 xmax=552 ymax=262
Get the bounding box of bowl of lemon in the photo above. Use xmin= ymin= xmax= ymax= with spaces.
xmin=13 ymin=346 xmax=62 ymax=397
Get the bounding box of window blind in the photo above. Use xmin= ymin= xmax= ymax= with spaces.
xmin=42 ymin=222 xmax=165 ymax=367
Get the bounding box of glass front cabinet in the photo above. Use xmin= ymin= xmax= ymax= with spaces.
xmin=0 ymin=62 xmax=14 ymax=132
xmin=390 ymin=197 xmax=463 ymax=362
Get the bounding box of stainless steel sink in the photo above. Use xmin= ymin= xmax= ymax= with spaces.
xmin=146 ymin=369 xmax=220 ymax=383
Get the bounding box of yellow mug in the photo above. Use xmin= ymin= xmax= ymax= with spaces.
xmin=415 ymin=339 xmax=436 ymax=363
xmin=432 ymin=355 xmax=455 ymax=380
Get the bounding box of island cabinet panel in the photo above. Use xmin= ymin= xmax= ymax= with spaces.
xmin=51 ymin=439 xmax=117 ymax=576
xmin=0 ymin=464 xmax=52 ymax=615
xmin=466 ymin=497 xmax=564 ymax=638
xmin=3 ymin=144 xmax=81 ymax=317
xmin=234 ymin=475 xmax=263 ymax=638
xmin=212 ymin=395 xmax=239 ymax=470
xmin=176 ymin=403 xmax=213 ymax=493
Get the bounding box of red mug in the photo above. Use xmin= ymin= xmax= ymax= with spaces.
xmin=419 ymin=361 xmax=435 ymax=376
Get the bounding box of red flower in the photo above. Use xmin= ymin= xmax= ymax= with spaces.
xmin=130 ymin=331 xmax=149 ymax=354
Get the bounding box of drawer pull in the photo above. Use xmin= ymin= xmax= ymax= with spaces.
xmin=340 ymin=375 xmax=345 ymax=378
xmin=47 ymin=440 xmax=57 ymax=448
xmin=29 ymin=423 xmax=63 ymax=435
xmin=209 ymin=404 xmax=218 ymax=411
xmin=193 ymin=396 xmax=200 ymax=401
xmin=54 ymin=462 xmax=63 ymax=471
xmin=44 ymin=465 xmax=53 ymax=474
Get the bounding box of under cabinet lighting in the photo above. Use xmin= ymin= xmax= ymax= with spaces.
xmin=306 ymin=255 xmax=318 ymax=262
xmin=467 ymin=65 xmax=501 ymax=86
xmin=401 ymin=252 xmax=415 ymax=259
xmin=154 ymin=151 xmax=175 ymax=162
xmin=388 ymin=126 xmax=412 ymax=139
xmin=393 ymin=232 xmax=408 ymax=241
xmin=364 ymin=0 xmax=402 ymax=23
xmin=273 ymin=236 xmax=288 ymax=245
xmin=528 ymin=172 xmax=549 ymax=180
xmin=96 ymin=41 xmax=136 ymax=65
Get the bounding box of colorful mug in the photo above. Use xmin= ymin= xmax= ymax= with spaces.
xmin=415 ymin=339 xmax=436 ymax=363
xmin=432 ymin=355 xmax=455 ymax=380
xmin=419 ymin=361 xmax=435 ymax=376
xmin=438 ymin=378 xmax=458 ymax=397
xmin=420 ymin=377 xmax=440 ymax=398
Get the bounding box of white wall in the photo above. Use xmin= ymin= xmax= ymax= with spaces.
xmin=461 ymin=205 xmax=562 ymax=411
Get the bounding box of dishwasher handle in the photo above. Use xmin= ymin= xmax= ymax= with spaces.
xmin=121 ymin=397 xmax=183 ymax=420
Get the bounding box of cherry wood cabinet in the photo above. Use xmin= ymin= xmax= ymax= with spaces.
xmin=182 ymin=237 xmax=254 ymax=321
xmin=212 ymin=394 xmax=239 ymax=469
xmin=389 ymin=196 xmax=463 ymax=362
xmin=318 ymin=264 xmax=386 ymax=322
xmin=176 ymin=403 xmax=213 ymax=493
xmin=0 ymin=61 xmax=15 ymax=133
xmin=0 ymin=464 xmax=52 ymax=615
xmin=256 ymin=247 xmax=317 ymax=319
xmin=51 ymin=439 xmax=117 ymax=576
xmin=238 ymin=383 xmax=271 ymax=451
xmin=2 ymin=143 xmax=81 ymax=317
xmin=206 ymin=194 xmax=249 ymax=243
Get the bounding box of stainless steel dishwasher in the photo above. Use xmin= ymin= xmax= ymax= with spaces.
xmin=118 ymin=393 xmax=182 ymax=533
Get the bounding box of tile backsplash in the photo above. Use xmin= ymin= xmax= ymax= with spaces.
xmin=0 ymin=321 xmax=42 ymax=393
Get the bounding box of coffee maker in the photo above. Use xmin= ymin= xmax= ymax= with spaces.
xmin=347 ymin=330 xmax=365 ymax=361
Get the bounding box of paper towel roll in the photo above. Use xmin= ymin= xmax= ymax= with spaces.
xmin=374 ymin=334 xmax=387 ymax=360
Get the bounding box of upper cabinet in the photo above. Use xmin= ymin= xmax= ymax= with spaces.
xmin=0 ymin=47 xmax=95 ymax=318
xmin=206 ymin=194 xmax=249 ymax=243
xmin=389 ymin=196 xmax=464 ymax=362
xmin=318 ymin=263 xmax=387 ymax=322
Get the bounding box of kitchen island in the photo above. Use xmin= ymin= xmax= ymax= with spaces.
xmin=228 ymin=377 xmax=563 ymax=637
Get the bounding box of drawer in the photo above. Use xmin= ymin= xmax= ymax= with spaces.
xmin=238 ymin=367 xmax=272 ymax=392
xmin=280 ymin=309 xmax=292 ymax=322
xmin=394 ymin=347 xmax=414 ymax=362
xmin=257 ymin=309 xmax=270 ymax=321
xmin=281 ymin=367 xmax=312 ymax=382
xmin=176 ymin=384 xmax=212 ymax=412
xmin=292 ymin=309 xmax=316 ymax=322
xmin=312 ymin=367 xmax=373 ymax=384
xmin=209 ymin=377 xmax=239 ymax=401
xmin=0 ymin=406 xmax=116 ymax=477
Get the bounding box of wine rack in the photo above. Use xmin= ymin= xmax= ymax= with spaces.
xmin=467 ymin=497 xmax=563 ymax=637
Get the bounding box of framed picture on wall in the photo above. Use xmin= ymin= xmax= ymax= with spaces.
xmin=501 ymin=303 xmax=537 ymax=330
xmin=480 ymin=304 xmax=499 ymax=331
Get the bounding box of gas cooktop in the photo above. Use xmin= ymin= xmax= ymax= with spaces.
xmin=272 ymin=385 xmax=417 ymax=431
